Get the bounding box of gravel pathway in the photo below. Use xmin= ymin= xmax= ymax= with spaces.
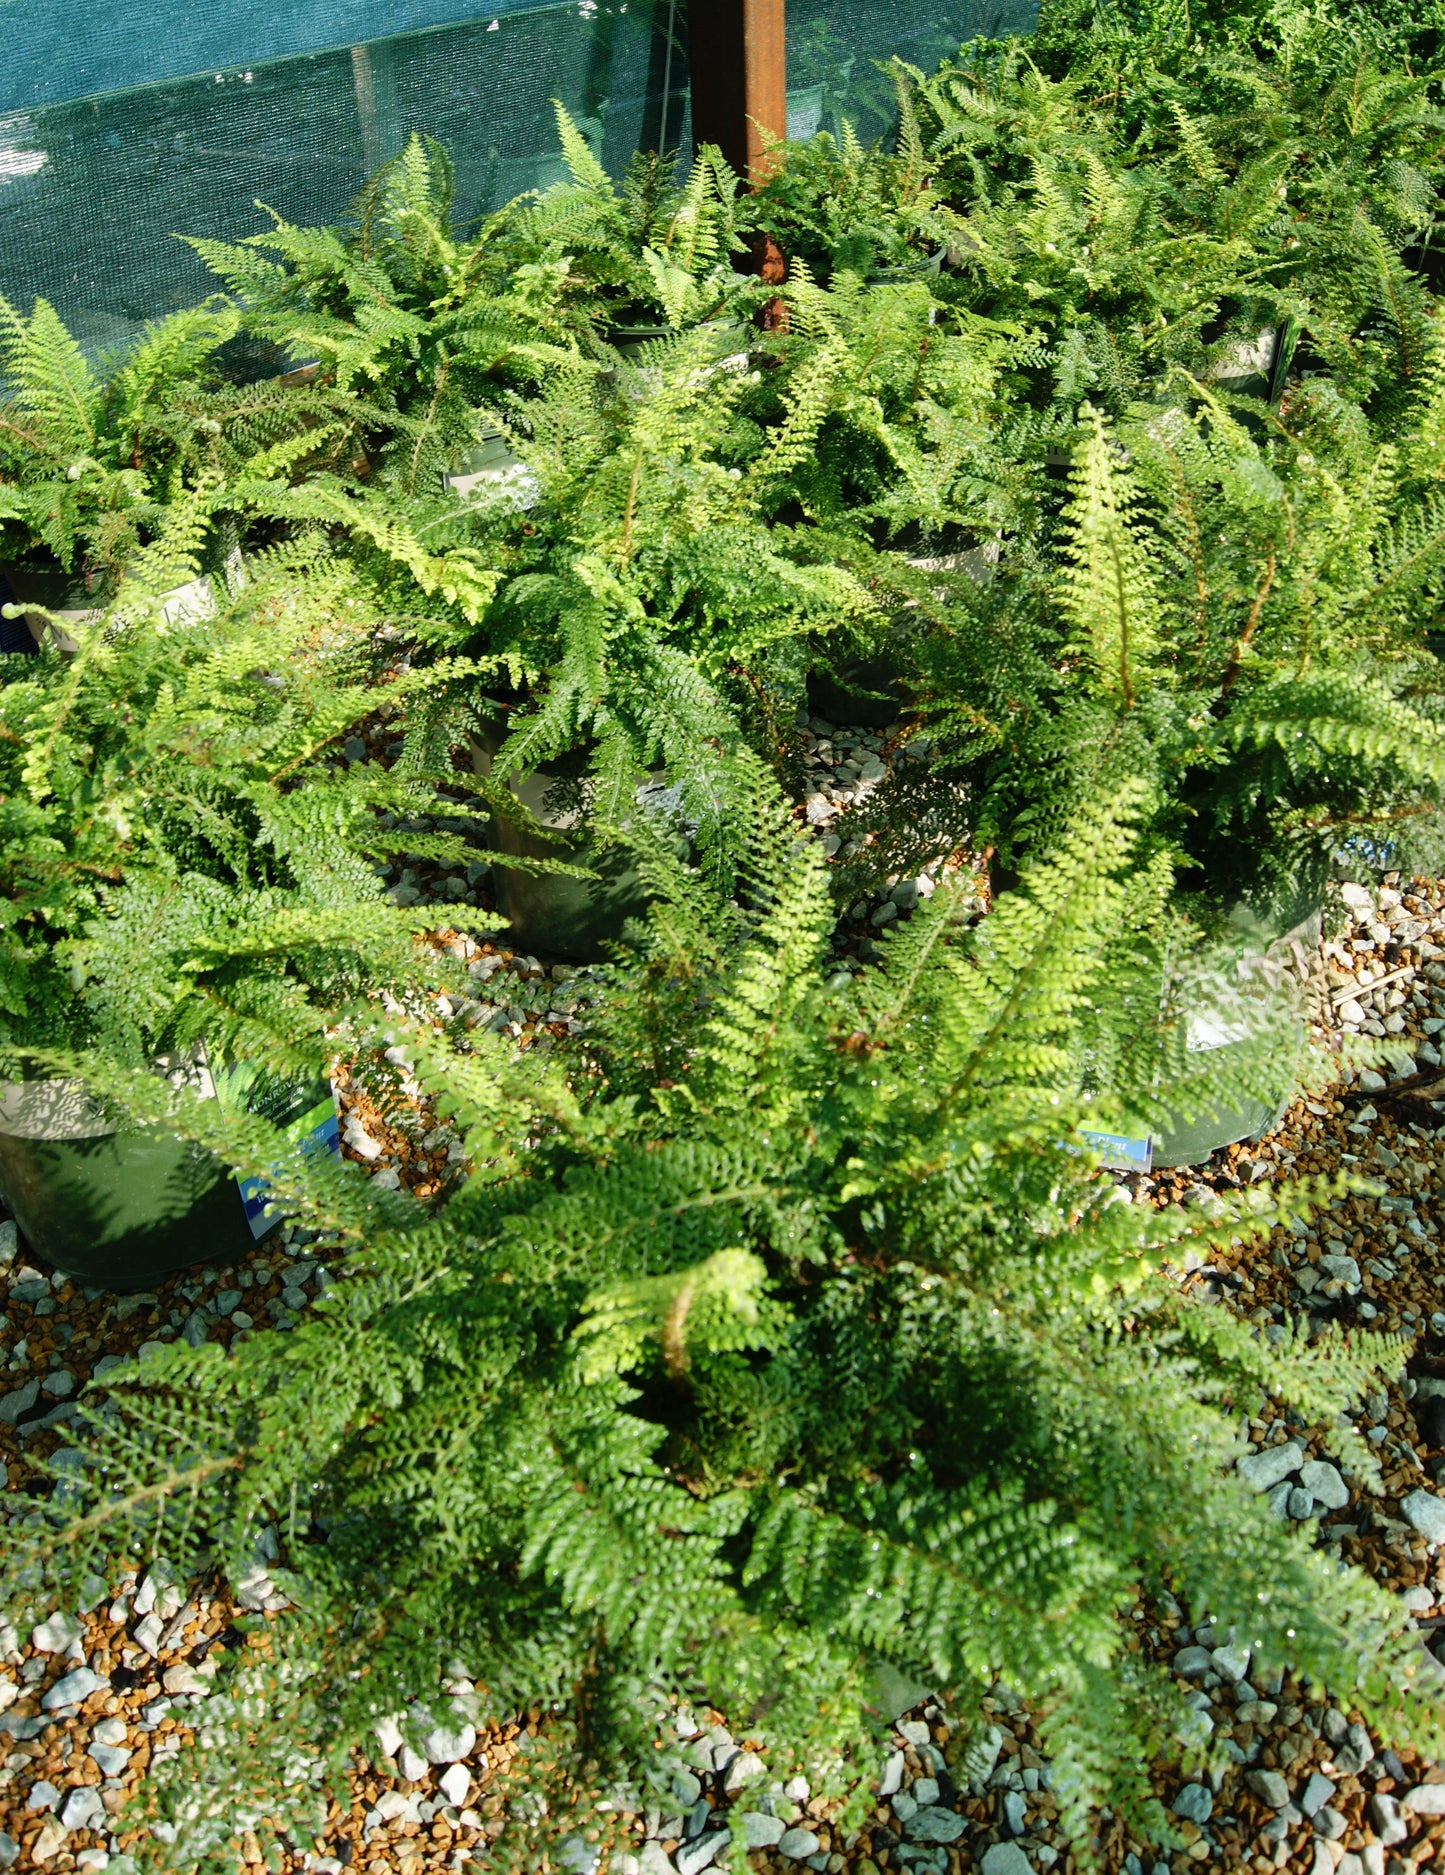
xmin=4 ymin=731 xmax=1445 ymax=1875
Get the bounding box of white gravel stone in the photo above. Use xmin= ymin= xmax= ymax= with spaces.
xmin=1370 ymin=1792 xmax=1408 ymax=1843
xmin=41 ymin=1666 xmax=107 ymax=1709
xmin=422 ymin=1720 xmax=475 ymax=1764
xmin=30 ymin=1612 xmax=82 ymax=1655
xmin=60 ymin=1785 xmax=107 ymax=1830
xmin=777 ymin=1826 xmax=821 ymax=1859
xmin=1405 ymin=1784 xmax=1445 ymax=1815
xmin=438 ymin=1763 xmax=470 ymax=1808
xmin=723 ymin=1749 xmax=765 ymax=1791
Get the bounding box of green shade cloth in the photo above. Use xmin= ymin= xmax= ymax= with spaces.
xmin=0 ymin=0 xmax=1034 ymax=350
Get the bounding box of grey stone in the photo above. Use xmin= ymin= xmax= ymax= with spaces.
xmin=981 ymin=1847 xmax=1035 ymax=1875
xmin=1247 ymin=1770 xmax=1291 ymax=1809
xmin=26 ymin=1779 xmax=61 ymax=1812
xmin=892 ymin=1791 xmax=918 ymax=1824
xmin=1403 ymin=1490 xmax=1445 ymax=1545
xmin=1299 ymin=1461 xmax=1350 ymax=1510
xmin=1287 ymin=1486 xmax=1317 ymax=1520
xmin=1299 ymin=1772 xmax=1335 ymax=1818
xmin=1336 ymin=1722 xmax=1374 ymax=1774
xmin=559 ymin=1839 xmax=600 ymax=1875
xmin=1405 ymin=1783 xmax=1445 ymax=1815
xmin=1314 ymin=1807 xmax=1348 ymax=1841
xmin=1369 ymin=1792 xmax=1407 ymax=1844
xmin=684 ymin=1798 xmax=712 ymax=1840
xmin=1173 ymin=1784 xmax=1213 ymax=1824
xmin=777 ymin=1828 xmax=821 ymax=1860
xmin=90 ymin=1742 xmax=131 ymax=1777
xmin=0 ymin=1831 xmax=16 ymax=1870
xmin=639 ymin=1845 xmax=675 ymax=1875
xmin=1173 ymin=1646 xmax=1215 ymax=1678
xmin=1000 ymin=1790 xmax=1028 ymax=1835
xmin=897 ymin=1720 xmax=932 ymax=1747
xmin=959 ymin=1723 xmax=1004 ymax=1791
xmin=1318 ymin=1255 xmax=1361 ymax=1289
xmin=676 ymin=1832 xmax=728 ymax=1875
xmin=742 ymin=1812 xmax=786 ymax=1848
xmin=672 ymin=1771 xmax=702 ymax=1807
xmin=913 ymin=1776 xmax=939 ymax=1806
xmin=1237 ymin=1443 xmax=1303 ymax=1491
xmin=42 ymin=1666 xmax=107 ymax=1710
xmin=1213 ymin=1642 xmax=1251 ymax=1682
xmin=0 ymin=1378 xmax=39 ymax=1423
xmin=1266 ymin=1479 xmax=1293 ymax=1519
xmin=911 ymin=1806 xmax=967 ymax=1844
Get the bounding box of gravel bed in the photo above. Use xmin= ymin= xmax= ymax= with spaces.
xmin=7 ymin=752 xmax=1445 ymax=1875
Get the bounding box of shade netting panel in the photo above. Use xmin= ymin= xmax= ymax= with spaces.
xmin=0 ymin=0 xmax=1032 ymax=349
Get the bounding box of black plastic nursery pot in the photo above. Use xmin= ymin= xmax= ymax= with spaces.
xmin=805 ymin=544 xmax=1000 ymax=728
xmin=470 ymin=727 xmax=680 ymax=963
xmin=0 ymin=1070 xmax=337 ymax=1290
xmin=0 ymin=1086 xmax=253 ymax=1290
xmin=1149 ymin=905 xmax=1320 ymax=1170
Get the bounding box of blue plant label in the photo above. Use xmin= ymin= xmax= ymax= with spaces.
xmin=212 ymin=1065 xmax=340 ymax=1239
xmin=1078 ymin=1129 xmax=1153 ymax=1174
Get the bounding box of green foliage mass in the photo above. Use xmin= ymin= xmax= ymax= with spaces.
xmin=3 ymin=771 xmax=1436 ymax=1870
xmin=4 ymin=2 xmax=1445 ymax=1863
xmin=0 ymin=509 xmax=473 ymax=1077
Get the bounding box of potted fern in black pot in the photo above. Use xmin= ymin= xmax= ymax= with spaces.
xmin=0 ymin=516 xmax=466 ymax=1289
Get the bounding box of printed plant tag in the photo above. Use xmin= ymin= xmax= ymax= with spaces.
xmin=1079 ymin=1129 xmax=1153 ymax=1174
xmin=212 ymin=1065 xmax=339 ymax=1239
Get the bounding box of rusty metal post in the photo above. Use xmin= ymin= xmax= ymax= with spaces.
xmin=687 ymin=0 xmax=787 ymax=303
xmin=687 ymin=0 xmax=786 ymax=184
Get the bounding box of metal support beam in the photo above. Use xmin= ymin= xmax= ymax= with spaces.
xmin=687 ymin=0 xmax=786 ymax=186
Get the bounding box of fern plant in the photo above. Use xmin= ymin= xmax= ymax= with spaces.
xmin=4 ymin=769 xmax=1436 ymax=1871
xmin=0 ymin=504 xmax=483 ymax=1081
xmin=0 ymin=290 xmax=363 ymax=589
